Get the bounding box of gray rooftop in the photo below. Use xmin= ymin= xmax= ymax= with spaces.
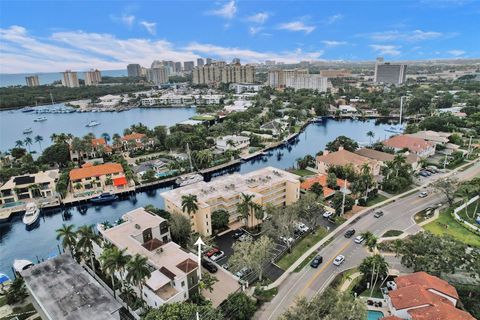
xmin=21 ymin=254 xmax=121 ymax=320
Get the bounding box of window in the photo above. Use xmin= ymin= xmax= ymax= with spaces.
xmin=181 ymin=281 xmax=185 ymax=287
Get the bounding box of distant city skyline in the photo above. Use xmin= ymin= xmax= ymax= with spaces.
xmin=1 ymin=0 xmax=479 ymax=73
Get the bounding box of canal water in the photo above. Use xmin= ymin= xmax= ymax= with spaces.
xmin=0 ymin=118 xmax=400 ymax=277
xmin=0 ymin=105 xmax=197 ymax=153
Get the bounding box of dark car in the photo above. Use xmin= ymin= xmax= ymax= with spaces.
xmin=419 ymin=171 xmax=429 ymax=177
xmin=201 ymin=259 xmax=218 ymax=273
xmin=232 ymin=229 xmax=246 ymax=239
xmin=310 ymin=255 xmax=323 ymax=268
xmin=344 ymin=229 xmax=356 ymax=238
xmin=374 ymin=211 xmax=384 ymax=218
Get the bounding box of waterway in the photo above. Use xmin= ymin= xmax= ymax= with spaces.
xmin=0 ymin=105 xmax=197 ymax=153
xmin=0 ymin=118 xmax=401 ymax=277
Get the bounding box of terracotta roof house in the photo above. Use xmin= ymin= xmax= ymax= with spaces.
xmin=406 ymin=130 xmax=452 ymax=145
xmin=385 ymin=272 xmax=475 ymax=320
xmin=382 ymin=135 xmax=435 ymax=158
xmin=69 ymin=137 xmax=113 ymax=162
xmin=300 ymin=174 xmax=349 ymax=198
xmin=122 ymin=133 xmax=154 ymax=150
xmin=355 ymin=148 xmax=420 ymax=171
xmin=316 ymin=147 xmax=381 ymax=176
xmin=69 ymin=163 xmax=128 ymax=193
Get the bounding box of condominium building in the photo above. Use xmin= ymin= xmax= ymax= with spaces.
xmin=265 ymin=60 xmax=276 ymax=66
xmin=197 ymin=58 xmax=204 ymax=67
xmin=25 ymin=75 xmax=39 ymax=87
xmin=183 ymin=61 xmax=195 ymax=72
xmin=174 ymin=62 xmax=182 ymax=73
xmin=206 ymin=58 xmax=213 ymax=64
xmin=161 ymin=167 xmax=300 ymax=235
xmin=127 ymin=64 xmax=142 ymax=77
xmin=0 ymin=170 xmax=59 ymax=205
xmin=192 ymin=62 xmax=255 ymax=85
xmin=95 ymin=208 xmax=199 ymax=308
xmin=84 ymin=69 xmax=102 ymax=86
xmin=61 ymin=70 xmax=79 ymax=88
xmin=268 ymin=69 xmax=308 ymax=89
xmin=146 ymin=67 xmax=168 ymax=85
xmin=286 ymin=73 xmax=328 ymax=92
xmin=374 ymin=57 xmax=407 ymax=85
xmin=320 ymin=69 xmax=351 ymax=77
xmin=69 ymin=163 xmax=129 ymax=193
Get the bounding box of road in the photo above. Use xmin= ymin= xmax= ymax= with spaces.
xmin=256 ymin=161 xmax=480 ymax=320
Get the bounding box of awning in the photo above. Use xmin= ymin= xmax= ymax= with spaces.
xmin=113 ymin=177 xmax=127 ymax=186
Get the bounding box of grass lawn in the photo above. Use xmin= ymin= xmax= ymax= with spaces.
xmin=289 ymin=169 xmax=316 ymax=177
xmin=293 ymin=252 xmax=317 ymax=272
xmin=365 ymin=194 xmax=389 ymax=206
xmin=190 ymin=115 xmax=216 ymax=121
xmin=457 ymin=199 xmax=479 ymax=225
xmin=447 ymin=160 xmax=467 ymax=170
xmin=423 ymin=209 xmax=480 ymax=247
xmin=414 ymin=210 xmax=435 ymax=224
xmin=254 ymin=287 xmax=278 ymax=302
xmin=382 ymin=230 xmax=403 ymax=237
xmin=329 ymin=268 xmax=360 ymax=291
xmin=359 ymin=283 xmax=384 ymax=299
xmin=277 ymin=228 xmax=329 ymax=270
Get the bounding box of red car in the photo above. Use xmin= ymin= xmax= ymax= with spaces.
xmin=205 ymin=248 xmax=220 ymax=257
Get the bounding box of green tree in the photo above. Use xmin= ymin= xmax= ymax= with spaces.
xmin=309 ymin=182 xmax=324 ymax=198
xmin=361 ymin=231 xmax=378 ymax=252
xmin=181 ymin=194 xmax=199 ymax=216
xmin=15 ymin=140 xmax=24 ymax=148
xmin=56 ymin=224 xmax=77 ymax=253
xmin=432 ymin=177 xmax=459 ymax=206
xmin=351 ymin=163 xmax=375 ymax=200
xmin=143 ymin=302 xmax=221 ymax=320
xmin=366 ymin=131 xmax=375 ymax=145
xmin=211 ymin=209 xmax=230 ymax=232
xmin=199 ymin=273 xmax=218 ymax=293
xmin=327 ymin=172 xmax=338 ymax=189
xmin=169 ymin=213 xmax=192 ymax=248
xmin=100 ymin=246 xmax=131 ymax=296
xmin=358 ymin=254 xmax=389 ymax=297
xmin=229 ymin=235 xmax=275 ymax=281
xmin=221 ymin=292 xmax=257 ymax=320
xmin=24 ymin=136 xmax=33 ymax=152
xmin=34 ymin=135 xmax=44 ymax=152
xmin=237 ymin=193 xmax=256 ymax=227
xmin=325 ymin=135 xmax=359 ymax=152
xmin=126 ymin=254 xmax=151 ymax=304
xmin=40 ymin=143 xmax=70 ymax=167
xmin=76 ymin=225 xmax=100 ymax=274
xmin=5 ymin=277 xmax=28 ymax=305
xmin=331 ymin=191 xmax=354 ymax=215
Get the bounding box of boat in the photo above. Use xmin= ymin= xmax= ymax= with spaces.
xmin=90 ymin=192 xmax=119 ymax=204
xmin=34 ymin=116 xmax=47 ymax=122
xmin=22 ymin=202 xmax=40 ymax=226
xmin=175 ymin=143 xmax=204 ymax=187
xmin=23 ymin=128 xmax=33 ymax=134
xmin=86 ymin=120 xmax=100 ymax=127
xmin=0 ymin=273 xmax=11 ymax=286
xmin=21 ymin=107 xmax=35 ymax=113
xmin=384 ymin=126 xmax=404 ymax=134
xmin=13 ymin=259 xmax=34 ymax=273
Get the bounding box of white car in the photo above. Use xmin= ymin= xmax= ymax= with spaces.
xmin=354 ymin=235 xmax=364 ymax=244
xmin=323 ymin=211 xmax=334 ymax=218
xmin=419 ymin=191 xmax=428 ymax=198
xmin=209 ymin=251 xmax=225 ymax=261
xmin=296 ymin=223 xmax=309 ymax=233
xmin=333 ymin=255 xmax=345 ymax=266
xmin=238 ymin=234 xmax=253 ymax=242
xmin=386 ymin=280 xmax=397 ymax=290
xmin=280 ymin=236 xmax=294 ymax=244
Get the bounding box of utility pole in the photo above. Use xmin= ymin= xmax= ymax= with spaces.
xmin=341 ymin=179 xmax=348 ymax=216
xmin=399 ymin=96 xmax=405 ymax=126
xmin=194 ymin=237 xmax=205 ymax=280
xmin=466 ymin=136 xmax=473 ymax=159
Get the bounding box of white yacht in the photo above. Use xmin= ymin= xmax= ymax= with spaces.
xmin=34 ymin=116 xmax=47 ymax=122
xmin=22 ymin=202 xmax=40 ymax=226
xmin=175 ymin=173 xmax=204 ymax=187
xmin=86 ymin=120 xmax=100 ymax=127
xmin=23 ymin=128 xmax=33 ymax=134
xmin=13 ymin=259 xmax=34 ymax=273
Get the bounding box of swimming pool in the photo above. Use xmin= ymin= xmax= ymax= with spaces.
xmin=367 ymin=310 xmax=385 ymax=320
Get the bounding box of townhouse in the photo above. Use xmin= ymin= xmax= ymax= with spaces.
xmin=0 ymin=170 xmax=59 ymax=205
xmin=69 ymin=163 xmax=128 ymax=193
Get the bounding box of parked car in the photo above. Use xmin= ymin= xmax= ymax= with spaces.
xmin=419 ymin=171 xmax=429 ymax=177
xmin=333 ymin=255 xmax=345 ymax=266
xmin=310 ymin=255 xmax=323 ymax=268
xmin=373 ymin=211 xmax=384 ymax=218
xmin=386 ymin=280 xmax=397 ymax=290
xmin=323 ymin=211 xmax=334 ymax=218
xmin=296 ymin=222 xmax=309 ymax=233
xmin=354 ymin=235 xmax=364 ymax=244
xmin=205 ymin=248 xmax=220 ymax=257
xmin=234 ymin=267 xmax=251 ymax=279
xmin=280 ymin=236 xmax=294 ymax=244
xmin=201 ymin=259 xmax=218 ymax=273
xmin=344 ymin=229 xmax=356 ymax=238
xmin=210 ymin=250 xmax=225 ymax=261
xmin=419 ymin=191 xmax=428 ymax=198
xmin=232 ymin=229 xmax=246 ymax=239
xmin=238 ymin=234 xmax=253 ymax=242
xmin=222 ymin=263 xmax=229 ymax=270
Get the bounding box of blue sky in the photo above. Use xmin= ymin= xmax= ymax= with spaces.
xmin=0 ymin=0 xmax=479 ymax=73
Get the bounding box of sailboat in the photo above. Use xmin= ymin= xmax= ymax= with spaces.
xmin=385 ymin=96 xmax=405 ymax=134
xmin=175 ymin=143 xmax=204 ymax=187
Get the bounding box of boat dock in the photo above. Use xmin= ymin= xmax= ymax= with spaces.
xmin=0 ymin=197 xmax=61 ymax=222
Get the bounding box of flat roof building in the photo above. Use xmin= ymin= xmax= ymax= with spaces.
xmin=25 ymin=75 xmax=40 ymax=87
xmin=61 ymin=70 xmax=79 ymax=88
xmin=21 ymin=254 xmax=122 ymax=320
xmin=127 ymin=63 xmax=142 ymax=77
xmin=84 ymin=69 xmax=102 ymax=86
xmin=374 ymin=57 xmax=407 ymax=85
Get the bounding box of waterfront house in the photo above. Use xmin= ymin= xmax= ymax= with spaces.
xmin=95 ymin=208 xmax=199 ymax=308
xmin=316 ymin=147 xmax=381 ymax=176
xmin=354 ymin=148 xmax=420 ymax=172
xmin=216 ymin=135 xmax=250 ymax=152
xmin=69 ymin=137 xmax=113 ymax=162
xmin=406 ymin=130 xmax=452 ymax=145
xmin=161 ymin=167 xmax=300 ymax=235
xmin=384 ymin=272 xmax=474 ymax=320
xmin=121 ymin=133 xmax=154 ymax=151
xmin=21 ymin=254 xmax=122 ymax=320
xmin=223 ymin=100 xmax=253 ymax=113
xmin=69 ymin=162 xmax=128 ymax=193
xmin=300 ymin=174 xmax=350 ymax=198
xmin=382 ymin=135 xmax=436 ymax=158
xmin=0 ymin=170 xmax=59 ymax=205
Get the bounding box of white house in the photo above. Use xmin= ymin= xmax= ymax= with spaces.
xmin=216 ymin=135 xmax=250 ymax=152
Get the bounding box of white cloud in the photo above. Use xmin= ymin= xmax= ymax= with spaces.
xmin=247 ymin=12 xmax=269 ymax=24
xmin=325 ymin=14 xmax=343 ymax=24
xmin=208 ymin=1 xmax=237 ymax=19
xmin=249 ymin=26 xmax=262 ymax=35
xmin=447 ymin=49 xmax=465 ymax=56
xmin=369 ymin=44 xmax=401 ymax=56
xmin=121 ymin=14 xmax=135 ymax=27
xmin=278 ymin=21 xmax=315 ymax=34
xmin=140 ymin=21 xmax=156 ymax=35
xmin=368 ymin=29 xmax=444 ymax=42
xmin=322 ymin=40 xmax=347 ymax=47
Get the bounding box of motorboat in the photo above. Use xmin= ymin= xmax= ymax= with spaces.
xmin=0 ymin=273 xmax=11 ymax=286
xmin=175 ymin=173 xmax=204 ymax=187
xmin=384 ymin=126 xmax=404 ymax=134
xmin=21 ymin=107 xmax=35 ymax=113
xmin=34 ymin=116 xmax=47 ymax=122
xmin=90 ymin=192 xmax=119 ymax=204
xmin=13 ymin=259 xmax=34 ymax=273
xmin=22 ymin=202 xmax=40 ymax=226
xmin=86 ymin=120 xmax=100 ymax=127
xmin=23 ymin=128 xmax=33 ymax=134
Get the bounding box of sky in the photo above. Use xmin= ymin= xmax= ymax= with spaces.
xmin=0 ymin=0 xmax=479 ymax=74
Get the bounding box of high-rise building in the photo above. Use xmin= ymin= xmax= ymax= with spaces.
xmin=286 ymin=74 xmax=328 ymax=92
xmin=146 ymin=67 xmax=168 ymax=85
xmin=374 ymin=57 xmax=407 ymax=85
xmin=197 ymin=58 xmax=204 ymax=67
xmin=25 ymin=75 xmax=40 ymax=87
xmin=206 ymin=58 xmax=213 ymax=64
xmin=183 ymin=61 xmax=195 ymax=72
xmin=192 ymin=62 xmax=255 ymax=85
xmin=268 ymin=69 xmax=308 ymax=89
xmin=265 ymin=60 xmax=276 ymax=66
xmin=61 ymin=70 xmax=79 ymax=88
xmin=127 ymin=64 xmax=142 ymax=77
xmin=231 ymin=58 xmax=240 ymax=64
xmin=174 ymin=62 xmax=182 ymax=73
xmin=84 ymin=69 xmax=102 ymax=86
xmin=320 ymin=69 xmax=351 ymax=77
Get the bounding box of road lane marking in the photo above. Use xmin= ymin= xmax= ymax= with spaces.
xmin=300 ymin=242 xmax=351 ymax=296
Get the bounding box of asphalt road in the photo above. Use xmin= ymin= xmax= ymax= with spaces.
xmin=256 ymin=161 xmax=480 ymax=320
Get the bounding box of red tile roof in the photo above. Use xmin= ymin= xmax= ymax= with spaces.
xmin=316 ymin=149 xmax=376 ymax=167
xmin=122 ymin=133 xmax=146 ymax=141
xmin=91 ymin=138 xmax=107 ymax=146
xmin=389 ymin=284 xmax=450 ymax=310
xmin=113 ymin=176 xmax=128 ymax=186
xmin=300 ymin=174 xmax=349 ymax=197
xmin=383 ymin=135 xmax=434 ymax=153
xmin=176 ymin=258 xmax=198 ymax=273
xmin=395 ymin=272 xmax=459 ymax=300
xmin=409 ymin=303 xmax=475 ymax=320
xmin=69 ymin=163 xmax=124 ymax=180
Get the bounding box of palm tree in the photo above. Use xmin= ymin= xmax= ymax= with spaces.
xmin=101 ymin=132 xmax=111 ymax=143
xmin=50 ymin=133 xmax=58 ymax=143
xmin=366 ymin=131 xmax=375 ymax=145
xmin=24 ymin=137 xmax=33 ymax=152
xmin=76 ymin=225 xmax=100 ymax=274
xmin=126 ymin=254 xmax=151 ymax=302
xmin=181 ymin=194 xmax=199 ymax=216
xmin=100 ymin=247 xmax=131 ymax=297
xmin=361 ymin=231 xmax=378 ymax=252
xmin=15 ymin=140 xmax=24 ymax=148
xmin=34 ymin=135 xmax=43 ymax=152
xmin=56 ymin=224 xmax=77 ymax=253
xmin=237 ymin=193 xmax=255 ymax=227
